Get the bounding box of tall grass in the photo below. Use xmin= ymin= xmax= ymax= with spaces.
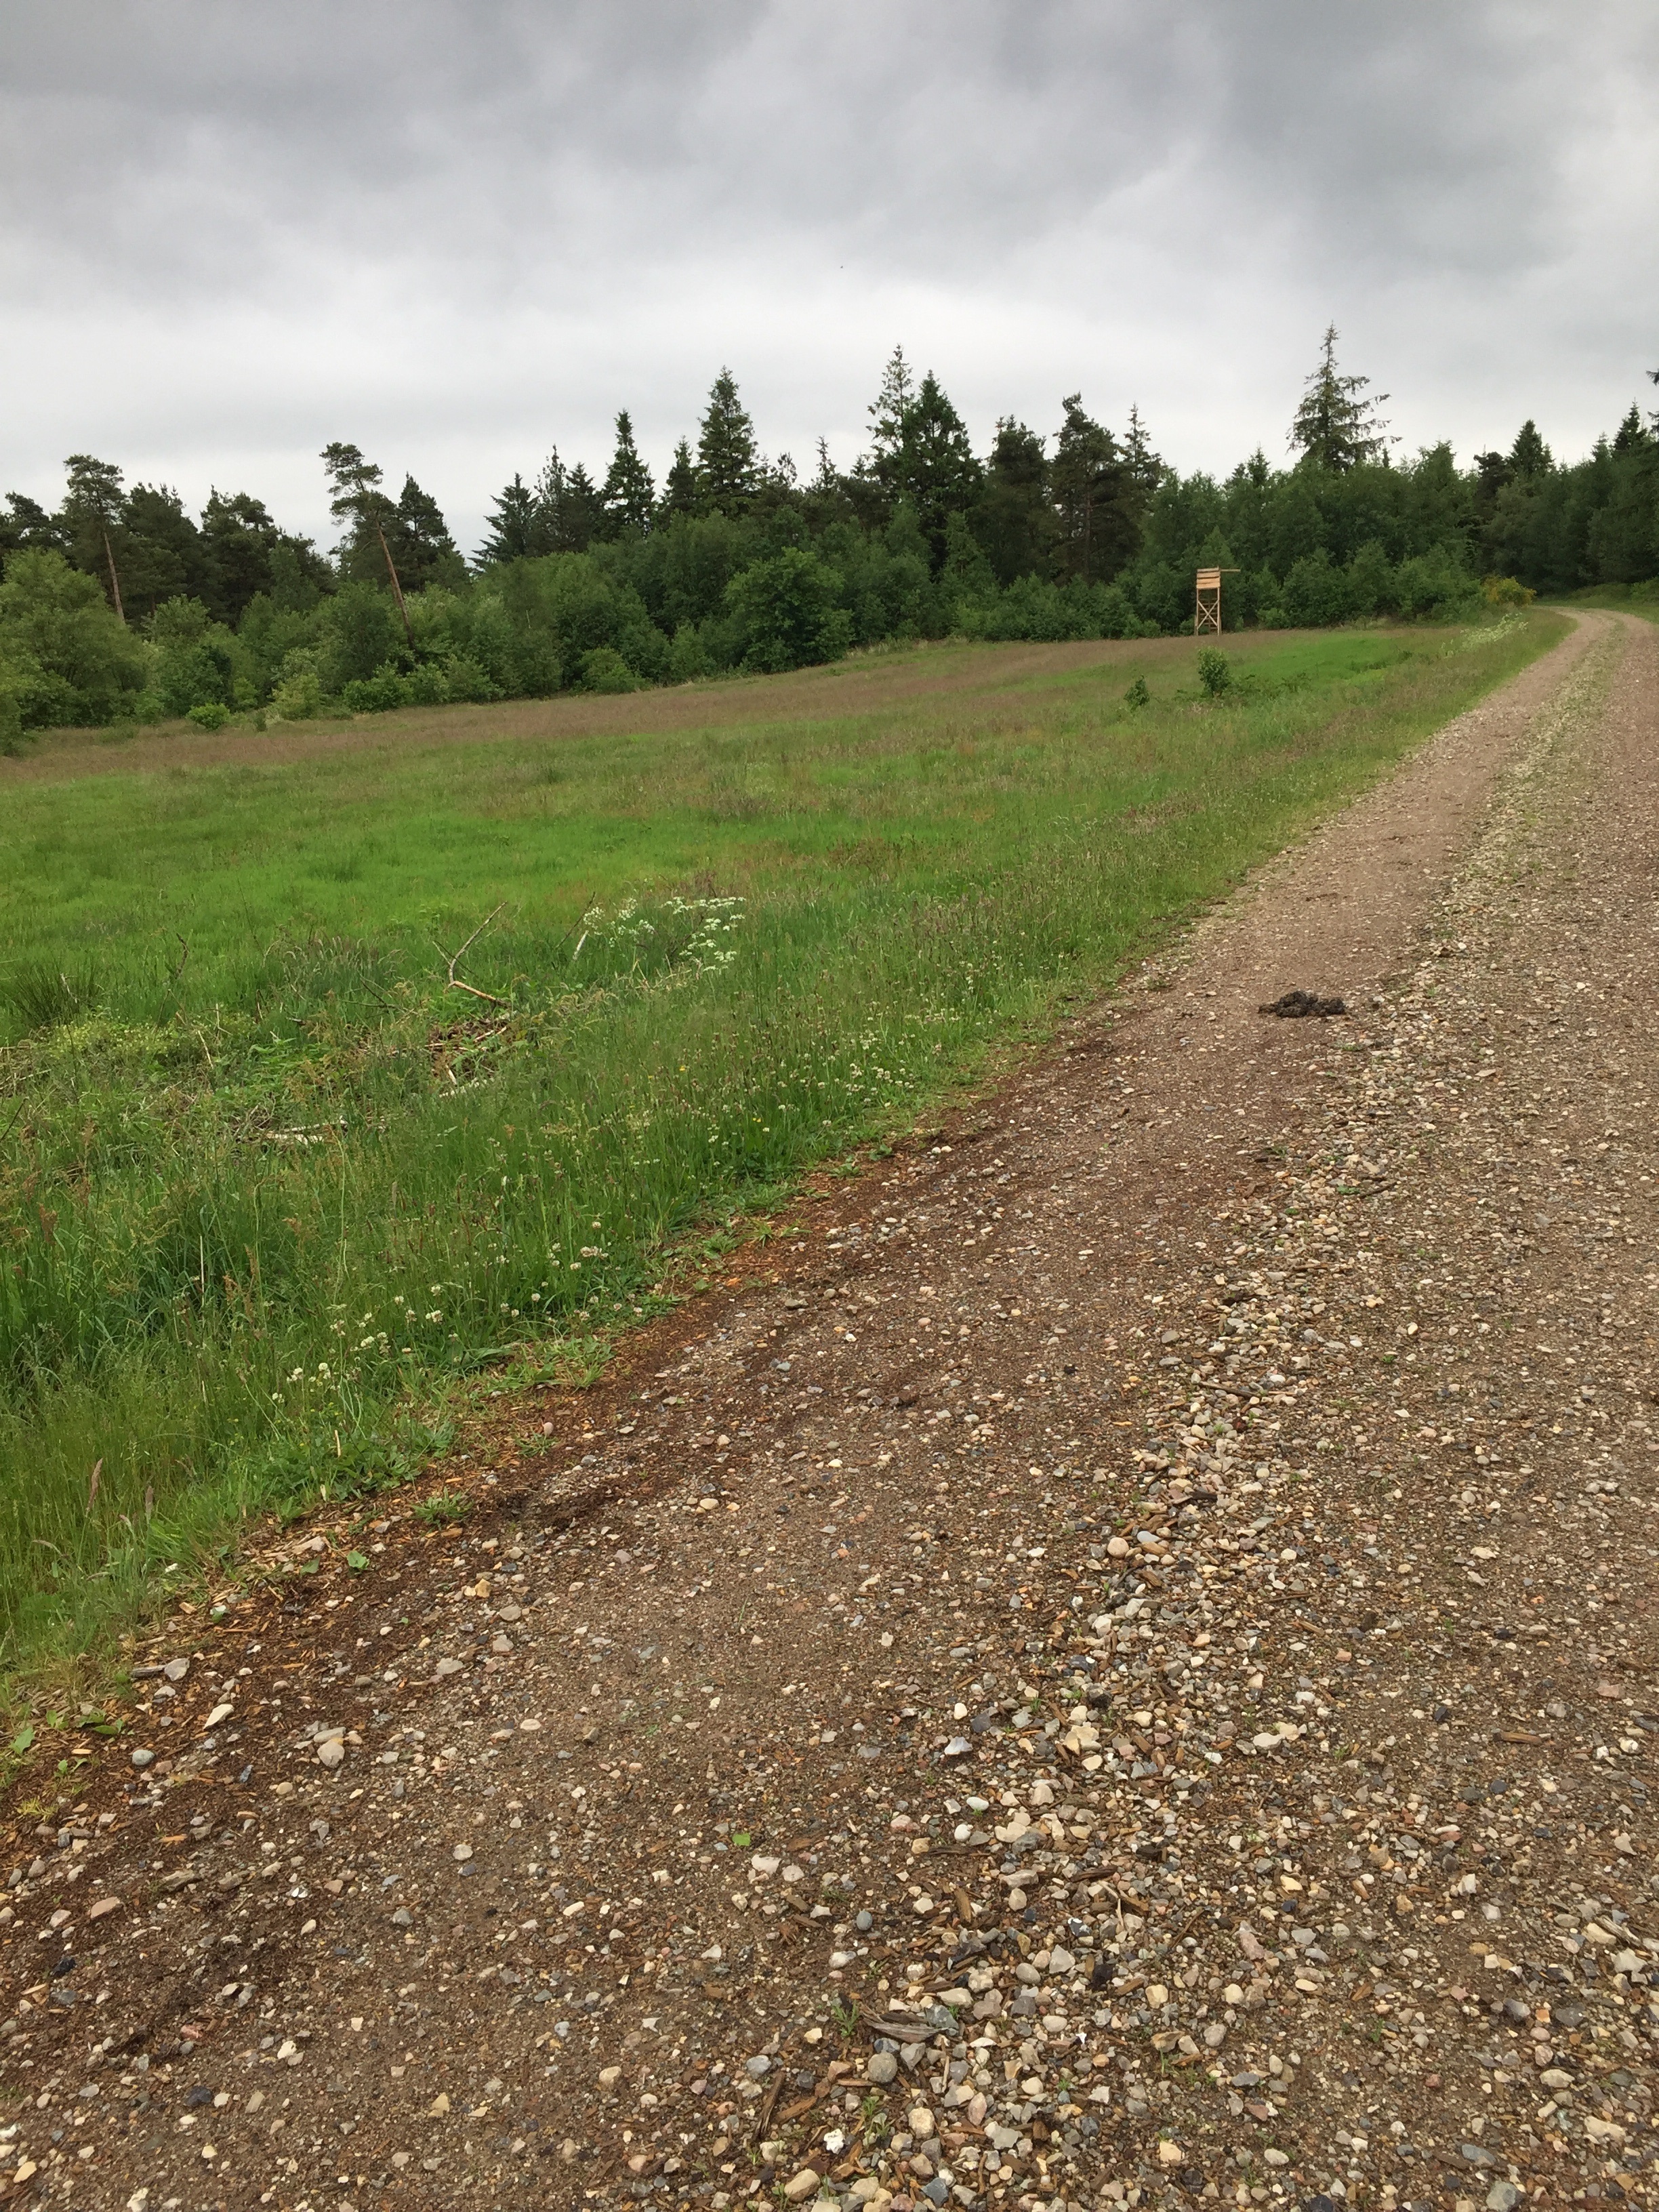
xmin=0 ymin=620 xmax=1561 ymax=1666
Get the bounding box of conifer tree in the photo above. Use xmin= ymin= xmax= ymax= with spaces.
xmin=867 ymin=345 xmax=916 ymax=474
xmin=601 ymin=410 xmax=656 ymax=535
xmin=1288 ymin=326 xmax=1392 ymax=471
xmin=975 ymin=419 xmax=1052 ymax=585
xmin=321 ymin=441 xmax=410 ymax=636
xmin=388 ymin=475 xmax=464 ymax=592
xmin=661 ymin=438 xmax=701 ymax=519
xmin=1508 ymin=419 xmax=1553 ymax=476
xmin=697 ymin=369 xmax=759 ymax=512
xmin=1050 ymin=395 xmax=1122 ymax=583
xmin=863 ymin=356 xmax=979 ymax=569
xmin=478 ymin=474 xmax=544 ymax=565
xmin=62 ymin=453 xmax=129 ymax=619
xmin=560 ymin=462 xmax=606 ymax=550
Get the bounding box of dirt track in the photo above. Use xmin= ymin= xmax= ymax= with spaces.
xmin=1 ymin=609 xmax=1655 ymax=2212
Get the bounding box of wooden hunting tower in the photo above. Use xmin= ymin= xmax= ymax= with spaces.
xmin=1194 ymin=567 xmax=1225 ymax=634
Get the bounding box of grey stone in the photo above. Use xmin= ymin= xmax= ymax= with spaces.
xmin=1459 ymin=2145 xmax=1498 ymax=2169
xmin=130 ymin=1748 xmax=155 ymax=1769
xmin=1486 ymin=2186 xmax=1521 ymax=2212
xmin=867 ymin=2051 xmax=898 ymax=2085
xmin=745 ymin=2055 xmax=771 ymax=2079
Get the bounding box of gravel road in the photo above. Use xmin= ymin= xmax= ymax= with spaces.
xmin=1 ymin=611 xmax=1654 ymax=2212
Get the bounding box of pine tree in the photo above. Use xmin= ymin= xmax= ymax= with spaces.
xmin=601 ymin=411 xmax=656 ymax=535
xmin=697 ymin=369 xmax=759 ymax=512
xmin=321 ymin=441 xmax=409 ymax=632
xmin=1288 ymin=326 xmax=1392 ymax=471
xmin=62 ymin=453 xmax=129 ymax=618
xmin=0 ymin=493 xmax=66 ymax=560
xmin=201 ymin=489 xmax=283 ymax=622
xmin=120 ymin=483 xmax=212 ymax=617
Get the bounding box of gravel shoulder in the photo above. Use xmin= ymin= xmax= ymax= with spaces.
xmin=1 ymin=610 xmax=1654 ymax=2212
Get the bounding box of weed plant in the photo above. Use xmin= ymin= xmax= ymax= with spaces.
xmin=0 ymin=621 xmax=1559 ymax=1666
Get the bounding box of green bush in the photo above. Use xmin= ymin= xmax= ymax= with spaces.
xmin=0 ymin=550 xmax=150 ymax=726
xmin=725 ymin=547 xmax=853 ymax=673
xmin=404 ymin=661 xmax=450 ymax=707
xmin=187 ymin=701 xmax=231 ymax=731
xmin=1280 ymin=550 xmax=1355 ymax=628
xmin=343 ymin=663 xmax=409 ymax=714
xmin=1196 ymin=649 xmax=1231 ymax=696
xmin=1393 ymin=546 xmax=1477 ymax=619
xmin=577 ymin=646 xmax=640 ymax=693
xmin=269 ymin=651 xmax=323 ymax=720
xmin=442 ymin=654 xmax=499 ymax=703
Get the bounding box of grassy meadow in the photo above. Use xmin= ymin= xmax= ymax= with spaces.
xmin=0 ymin=617 xmax=1561 ymax=1670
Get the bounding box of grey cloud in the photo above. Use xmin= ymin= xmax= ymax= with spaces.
xmin=1 ymin=1 xmax=1654 ymax=547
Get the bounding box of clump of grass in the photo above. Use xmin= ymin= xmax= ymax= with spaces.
xmin=0 ymin=617 xmax=1563 ymax=1670
xmin=415 ymin=1494 xmax=470 ymax=1529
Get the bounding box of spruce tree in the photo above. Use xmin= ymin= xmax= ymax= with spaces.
xmin=388 ymin=475 xmax=464 ymax=591
xmin=1508 ymin=419 xmax=1553 ymax=476
xmin=601 ymin=411 xmax=656 ymax=535
xmin=560 ymin=462 xmax=606 ymax=551
xmin=697 ymin=369 xmax=759 ymax=513
xmin=863 ymin=360 xmax=979 ymax=569
xmin=1050 ymin=395 xmax=1122 ymax=583
xmin=478 ymin=474 xmax=544 ymax=565
xmin=661 ymin=438 xmax=701 ymax=519
xmin=867 ymin=346 xmax=916 ymax=476
xmin=975 ymin=419 xmax=1052 ymax=585
xmin=1288 ymin=326 xmax=1392 ymax=471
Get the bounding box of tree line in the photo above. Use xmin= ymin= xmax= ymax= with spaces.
xmin=1 ymin=331 xmax=1654 ymax=739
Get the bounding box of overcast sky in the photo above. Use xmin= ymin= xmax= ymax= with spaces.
xmin=3 ymin=1 xmax=1655 ymax=553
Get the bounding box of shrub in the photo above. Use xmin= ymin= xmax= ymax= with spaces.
xmin=187 ymin=701 xmax=231 ymax=731
xmin=0 ymin=550 xmax=150 ymax=726
xmin=342 ymin=664 xmax=408 ymax=714
xmin=577 ymin=646 xmax=640 ymax=693
xmin=319 ymin=581 xmax=408 ymax=691
xmin=667 ymin=621 xmax=708 ymax=683
xmin=1480 ymin=575 xmax=1536 ymax=607
xmin=725 ymin=548 xmax=852 ymax=672
xmin=442 ymin=655 xmax=499 ymax=703
xmin=1123 ymin=675 xmax=1150 ymax=710
xmin=1279 ymin=550 xmax=1355 ymax=628
xmin=403 ymin=662 xmax=450 ymax=707
xmin=1393 ymin=547 xmax=1477 ymax=619
xmin=269 ymin=651 xmax=323 ymax=720
xmin=1196 ymin=649 xmax=1231 ymax=697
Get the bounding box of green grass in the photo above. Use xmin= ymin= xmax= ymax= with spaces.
xmin=0 ymin=617 xmax=1562 ymax=1672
